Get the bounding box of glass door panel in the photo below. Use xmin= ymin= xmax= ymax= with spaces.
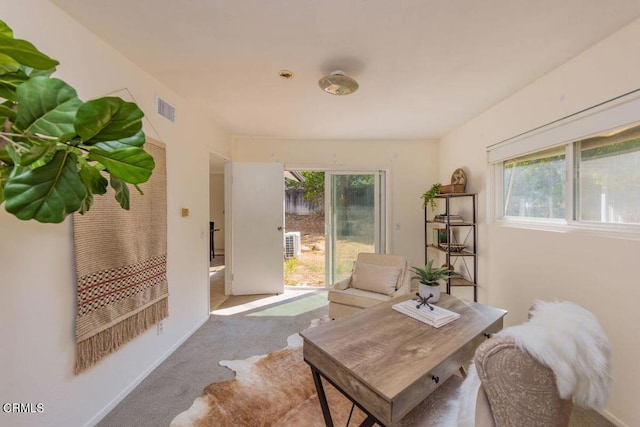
xmin=325 ymin=172 xmax=385 ymax=285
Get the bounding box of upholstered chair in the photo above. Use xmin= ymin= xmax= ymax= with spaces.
xmin=399 ymin=300 xmax=611 ymax=427
xmin=473 ymin=336 xmax=574 ymax=426
xmin=327 ymin=253 xmax=410 ymax=319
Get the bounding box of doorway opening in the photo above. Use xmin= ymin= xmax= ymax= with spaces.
xmin=284 ymin=171 xmax=326 ymax=287
xmin=209 ymin=153 xmax=227 ymax=311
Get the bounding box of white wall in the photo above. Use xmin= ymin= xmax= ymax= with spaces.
xmin=231 ymin=137 xmax=438 ymax=270
xmin=440 ymin=17 xmax=640 ymax=426
xmin=209 ymin=173 xmax=225 ymax=253
xmin=0 ymin=2 xmax=229 ymax=426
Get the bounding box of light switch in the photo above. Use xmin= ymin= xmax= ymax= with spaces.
xmin=181 ymin=208 xmax=189 ymax=217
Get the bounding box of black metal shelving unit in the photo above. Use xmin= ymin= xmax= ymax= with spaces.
xmin=425 ymin=193 xmax=478 ymax=302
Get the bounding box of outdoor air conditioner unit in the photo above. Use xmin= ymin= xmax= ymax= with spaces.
xmin=284 ymin=232 xmax=301 ymax=258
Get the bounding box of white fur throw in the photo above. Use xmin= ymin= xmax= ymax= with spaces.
xmin=438 ymin=300 xmax=611 ymax=426
xmin=435 ymin=364 xmax=481 ymax=427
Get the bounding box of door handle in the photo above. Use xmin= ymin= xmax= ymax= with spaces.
xmin=277 ymin=226 xmax=283 ymax=231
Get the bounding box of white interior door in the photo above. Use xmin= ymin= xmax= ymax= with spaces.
xmin=229 ymin=162 xmax=284 ymax=295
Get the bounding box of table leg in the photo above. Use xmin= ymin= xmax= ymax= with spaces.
xmin=359 ymin=416 xmax=377 ymax=427
xmin=310 ymin=366 xmax=334 ymax=427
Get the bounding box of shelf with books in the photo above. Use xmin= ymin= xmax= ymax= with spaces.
xmin=450 ymin=277 xmax=475 ymax=287
xmin=431 ymin=220 xmax=475 ymax=226
xmin=432 ymin=213 xmax=465 ymax=223
xmin=427 ymin=244 xmax=476 ymax=257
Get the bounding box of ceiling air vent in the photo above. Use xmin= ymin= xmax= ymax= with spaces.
xmin=156 ymin=96 xmax=176 ymax=123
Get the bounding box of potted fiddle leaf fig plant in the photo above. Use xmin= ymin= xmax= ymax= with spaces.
xmin=410 ymin=259 xmax=458 ymax=303
xmin=0 ymin=19 xmax=154 ymax=223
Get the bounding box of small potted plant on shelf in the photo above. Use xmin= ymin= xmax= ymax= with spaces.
xmin=410 ymin=259 xmax=458 ymax=304
xmin=421 ymin=169 xmax=468 ymax=212
xmin=421 ymin=183 xmax=441 ymax=211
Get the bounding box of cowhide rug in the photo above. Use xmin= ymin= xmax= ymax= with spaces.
xmin=170 ymin=317 xmax=367 ymax=427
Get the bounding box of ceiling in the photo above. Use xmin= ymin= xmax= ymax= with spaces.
xmin=51 ymin=0 xmax=640 ymax=141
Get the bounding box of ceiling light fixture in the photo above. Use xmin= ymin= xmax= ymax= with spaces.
xmin=318 ymin=70 xmax=359 ymax=96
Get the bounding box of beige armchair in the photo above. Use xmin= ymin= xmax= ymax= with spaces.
xmin=327 ymin=253 xmax=410 ymax=319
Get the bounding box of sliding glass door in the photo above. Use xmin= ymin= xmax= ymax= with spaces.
xmin=325 ymin=171 xmax=386 ymax=285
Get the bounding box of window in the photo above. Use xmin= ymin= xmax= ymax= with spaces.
xmin=489 ymin=89 xmax=640 ymax=230
xmin=503 ymin=146 xmax=566 ymax=219
xmin=494 ymin=122 xmax=640 ymax=227
xmin=576 ymin=125 xmax=640 ymax=224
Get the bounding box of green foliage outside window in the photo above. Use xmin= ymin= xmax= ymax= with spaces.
xmin=503 ymin=150 xmax=566 ymax=219
xmin=286 ymin=171 xmax=324 ymax=204
xmin=578 ymin=133 xmax=640 ymax=223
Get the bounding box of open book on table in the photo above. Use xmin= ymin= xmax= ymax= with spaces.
xmin=392 ymin=299 xmax=460 ymax=328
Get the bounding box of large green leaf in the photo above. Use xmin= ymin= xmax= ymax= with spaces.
xmin=19 ymin=140 xmax=57 ymax=166
xmin=3 ymin=150 xmax=87 ymax=223
xmin=0 ymin=67 xmax=55 ymax=103
xmin=0 ymin=52 xmax=20 ymax=74
xmin=3 ymin=143 xmax=19 ymax=164
xmin=0 ymin=100 xmax=16 ymax=120
xmin=79 ymin=161 xmax=108 ymax=195
xmin=22 ymin=66 xmax=56 ymax=78
xmin=0 ymin=147 xmax=14 ymax=165
xmin=78 ymin=187 xmax=93 ymax=214
xmin=110 ymin=175 xmax=130 ymax=210
xmin=92 ymin=130 xmax=145 ymax=151
xmin=88 ymin=147 xmax=154 ymax=184
xmin=15 ymin=76 xmax=82 ymax=137
xmin=0 ymin=33 xmax=59 ymax=70
xmin=0 ymin=69 xmax=29 ymax=89
xmin=75 ymin=97 xmax=143 ymax=144
xmin=0 ymin=161 xmax=12 ymax=205
xmin=0 ymin=20 xmax=14 ymax=38
xmin=0 ymin=84 xmax=16 ymax=101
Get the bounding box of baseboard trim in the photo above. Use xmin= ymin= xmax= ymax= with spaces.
xmin=600 ymin=408 xmax=627 ymax=427
xmin=83 ymin=314 xmax=210 ymax=427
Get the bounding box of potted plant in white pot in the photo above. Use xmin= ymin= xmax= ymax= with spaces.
xmin=410 ymin=259 xmax=458 ymax=303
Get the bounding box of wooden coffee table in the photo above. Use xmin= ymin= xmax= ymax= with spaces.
xmin=300 ymin=294 xmax=507 ymax=426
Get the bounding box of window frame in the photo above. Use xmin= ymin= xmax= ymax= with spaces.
xmin=488 ymin=89 xmax=640 ymax=238
xmin=492 ymin=136 xmax=640 ymax=237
